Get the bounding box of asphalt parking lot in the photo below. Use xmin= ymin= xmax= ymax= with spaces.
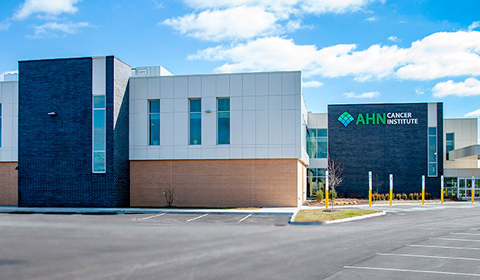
xmin=132 ymin=213 xmax=292 ymax=226
xmin=331 ymin=227 xmax=480 ymax=279
xmin=1 ymin=203 xmax=480 ymax=280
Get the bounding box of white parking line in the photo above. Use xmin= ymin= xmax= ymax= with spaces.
xmin=186 ymin=214 xmax=208 ymax=222
xmin=408 ymin=244 xmax=480 ymax=251
xmin=237 ymin=214 xmax=252 ymax=223
xmin=137 ymin=213 xmax=165 ymax=221
xmin=344 ymin=266 xmax=480 ymax=277
xmin=451 ymin=232 xmax=480 ymax=236
xmin=431 ymin=237 xmax=480 ymax=242
xmin=377 ymin=253 xmax=480 ymax=262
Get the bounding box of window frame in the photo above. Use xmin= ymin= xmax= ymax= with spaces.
xmin=148 ymin=100 xmax=160 ymax=146
xmin=189 ymin=98 xmax=202 ymax=145
xmin=217 ymin=98 xmax=230 ymax=145
xmin=92 ymin=95 xmax=106 ymax=173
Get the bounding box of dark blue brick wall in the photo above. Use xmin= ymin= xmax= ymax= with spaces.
xmin=18 ymin=57 xmax=130 ymax=207
xmin=328 ymin=103 xmax=443 ymax=198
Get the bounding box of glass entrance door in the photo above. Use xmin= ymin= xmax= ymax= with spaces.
xmin=458 ymin=178 xmax=480 ymax=199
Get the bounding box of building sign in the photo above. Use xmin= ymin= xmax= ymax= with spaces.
xmin=338 ymin=111 xmax=419 ymax=127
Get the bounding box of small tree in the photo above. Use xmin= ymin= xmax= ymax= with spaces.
xmin=327 ymin=158 xmax=344 ymax=210
xmin=163 ymin=187 xmax=175 ymax=207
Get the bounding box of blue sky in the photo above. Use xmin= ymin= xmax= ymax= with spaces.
xmin=1 ymin=0 xmax=480 ymax=140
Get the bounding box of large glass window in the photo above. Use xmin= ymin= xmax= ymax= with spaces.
xmin=307 ymin=168 xmax=326 ymax=198
xmin=446 ymin=133 xmax=454 ymax=160
xmin=190 ymin=99 xmax=201 ymax=145
xmin=149 ymin=100 xmax=160 ymax=145
xmin=93 ymin=95 xmax=106 ymax=172
xmin=428 ymin=127 xmax=437 ymax=177
xmin=217 ymin=98 xmax=230 ymax=145
xmin=307 ymin=129 xmax=327 ymax=158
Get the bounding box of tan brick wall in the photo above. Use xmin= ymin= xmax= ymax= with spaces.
xmin=131 ymin=159 xmax=305 ymax=207
xmin=0 ymin=162 xmax=18 ymax=206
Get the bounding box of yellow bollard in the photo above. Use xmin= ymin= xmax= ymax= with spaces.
xmin=369 ymin=171 xmax=372 ymax=207
xmin=472 ymin=176 xmax=475 ymax=204
xmin=390 ymin=189 xmax=393 ymax=206
xmin=389 ymin=174 xmax=393 ymax=206
xmin=441 ymin=175 xmax=444 ymax=204
xmin=422 ymin=175 xmax=425 ymax=205
xmin=369 ymin=189 xmax=372 ymax=207
xmin=325 ymin=189 xmax=329 ymax=209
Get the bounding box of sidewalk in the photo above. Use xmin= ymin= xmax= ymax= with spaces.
xmin=0 ymin=206 xmax=298 ymax=216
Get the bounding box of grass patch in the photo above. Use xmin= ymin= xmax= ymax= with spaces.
xmin=294 ymin=209 xmax=381 ymax=222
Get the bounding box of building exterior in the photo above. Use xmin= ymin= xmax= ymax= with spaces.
xmin=0 ymin=55 xmax=479 ymax=207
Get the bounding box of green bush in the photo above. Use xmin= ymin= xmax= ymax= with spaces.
xmin=413 ymin=193 xmax=419 ymax=200
xmin=315 ymin=189 xmax=324 ymax=201
xmin=380 ymin=194 xmax=385 ymax=200
xmin=396 ymin=193 xmax=401 ymax=200
xmin=385 ymin=193 xmax=390 ymax=200
xmin=402 ymin=193 xmax=408 ymax=200
xmin=425 ymin=192 xmax=431 ymax=199
xmin=409 ymin=193 xmax=414 ymax=200
xmin=373 ymin=192 xmax=379 ymax=201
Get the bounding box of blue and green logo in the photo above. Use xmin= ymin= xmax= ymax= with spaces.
xmin=338 ymin=111 xmax=354 ymax=127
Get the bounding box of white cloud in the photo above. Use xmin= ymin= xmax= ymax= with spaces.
xmin=302 ymin=80 xmax=323 ymax=88
xmin=366 ymin=16 xmax=378 ymax=22
xmin=164 ymin=0 xmax=384 ymax=42
xmin=343 ymin=91 xmax=380 ymax=98
xmin=387 ymin=36 xmax=400 ymax=43
xmin=32 ymin=21 xmax=90 ymax=38
xmin=189 ymin=30 xmax=480 ymax=82
xmin=432 ymin=78 xmax=480 ymax=97
xmin=468 ymin=21 xmax=480 ymax=31
xmin=13 ymin=0 xmax=81 ymax=20
xmin=465 ymin=108 xmax=480 ymax=117
xmin=415 ymin=87 xmax=425 ymax=95
xmin=0 ymin=20 xmax=11 ymax=31
xmin=162 ymin=6 xmax=279 ymax=41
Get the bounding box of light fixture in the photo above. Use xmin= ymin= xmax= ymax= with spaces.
xmin=48 ymin=112 xmax=57 ymax=116
xmin=205 ymin=110 xmax=212 ymax=113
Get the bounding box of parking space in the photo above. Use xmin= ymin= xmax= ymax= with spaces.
xmin=132 ymin=213 xmax=292 ymax=226
xmin=331 ymin=228 xmax=480 ymax=279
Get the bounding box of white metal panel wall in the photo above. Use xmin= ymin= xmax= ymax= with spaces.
xmin=0 ymin=81 xmax=18 ymax=162
xmin=444 ymin=118 xmax=478 ymax=169
xmin=129 ymin=71 xmax=303 ymax=160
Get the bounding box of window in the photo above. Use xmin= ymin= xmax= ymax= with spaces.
xmin=149 ymin=100 xmax=160 ymax=145
xmin=93 ymin=95 xmax=106 ymax=172
xmin=446 ymin=133 xmax=454 ymax=160
xmin=307 ymin=168 xmax=326 ymax=198
xmin=307 ymin=129 xmax=327 ymax=158
xmin=428 ymin=127 xmax=437 ymax=177
xmin=217 ymin=98 xmax=230 ymax=144
xmin=190 ymin=99 xmax=201 ymax=145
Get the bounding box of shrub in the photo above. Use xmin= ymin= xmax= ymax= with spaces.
xmin=396 ymin=193 xmax=402 ymax=200
xmin=413 ymin=193 xmax=419 ymax=200
xmin=425 ymin=192 xmax=431 ymax=199
xmin=402 ymin=193 xmax=407 ymax=200
xmin=316 ymin=189 xmax=324 ymax=201
xmin=331 ymin=190 xmax=338 ymax=199
xmin=163 ymin=187 xmax=175 ymax=207
xmin=380 ymin=194 xmax=385 ymax=200
xmin=373 ymin=192 xmax=379 ymax=201
xmin=385 ymin=193 xmax=390 ymax=200
xmin=409 ymin=193 xmax=414 ymax=200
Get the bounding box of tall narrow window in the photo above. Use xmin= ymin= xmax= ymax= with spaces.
xmin=217 ymin=98 xmax=230 ymax=144
xmin=307 ymin=129 xmax=327 ymax=158
xmin=190 ymin=99 xmax=201 ymax=145
xmin=149 ymin=100 xmax=160 ymax=145
xmin=446 ymin=133 xmax=454 ymax=160
xmin=428 ymin=127 xmax=437 ymax=177
xmin=93 ymin=95 xmax=106 ymax=172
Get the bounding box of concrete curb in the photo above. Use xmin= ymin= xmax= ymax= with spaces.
xmin=288 ymin=211 xmax=386 ymax=225
xmin=0 ymin=206 xmax=295 ymax=216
